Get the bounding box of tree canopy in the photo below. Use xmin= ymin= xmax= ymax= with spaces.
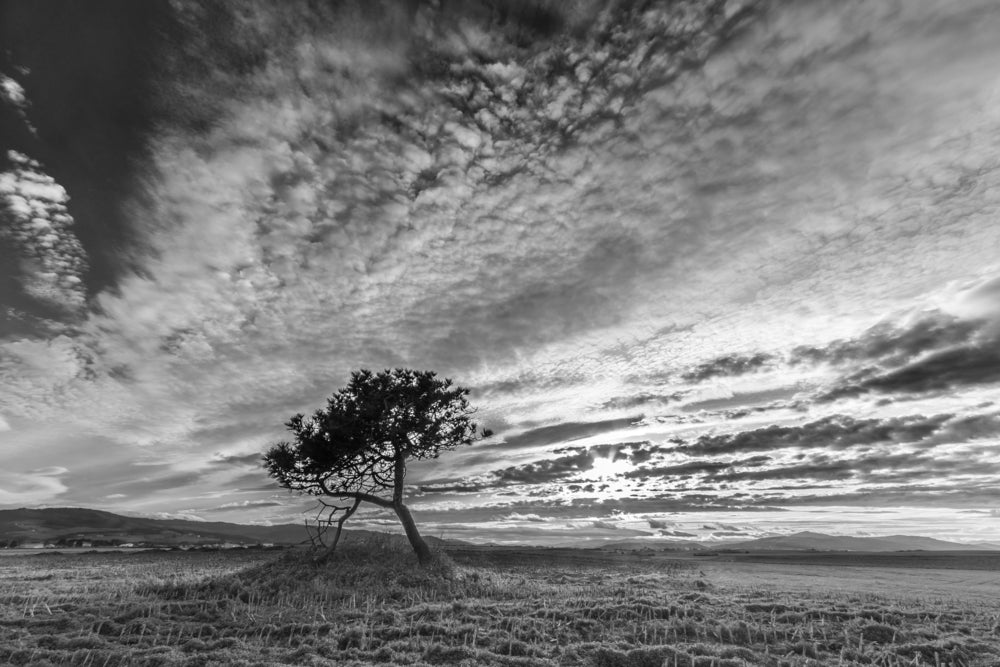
xmin=263 ymin=368 xmax=487 ymax=564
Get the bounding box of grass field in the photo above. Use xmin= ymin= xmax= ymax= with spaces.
xmin=1 ymin=540 xmax=999 ymax=666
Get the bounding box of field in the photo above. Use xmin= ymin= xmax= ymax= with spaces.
xmin=1 ymin=542 xmax=999 ymax=666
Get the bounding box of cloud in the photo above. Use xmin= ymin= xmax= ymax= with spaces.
xmin=200 ymin=499 xmax=285 ymax=513
xmin=679 ymin=413 xmax=968 ymax=457
xmin=944 ymin=274 xmax=1000 ymax=321
xmin=0 ymin=336 xmax=86 ymax=419
xmin=421 ymin=440 xmax=662 ymax=493
xmin=791 ymin=314 xmax=983 ymax=369
xmin=416 ymin=481 xmax=494 ymax=494
xmin=681 ymin=353 xmax=775 ymax=382
xmin=599 ymin=392 xmax=686 ymax=411
xmin=501 ymin=512 xmax=547 ymax=523
xmin=680 ymin=387 xmax=802 ymax=413
xmin=772 ymin=485 xmax=1000 ymax=508
xmin=100 ymin=470 xmax=207 ymax=498
xmin=0 ymin=151 xmax=87 ymax=317
xmin=625 ymin=456 xmax=771 ymax=481
xmin=0 ymin=468 xmax=67 ymax=504
xmin=492 ymin=416 xmax=643 ymax=452
xmin=29 ymin=466 xmax=68 ymax=476
xmin=0 ymin=75 xmax=27 ymax=108
xmin=494 ymin=448 xmax=595 ymax=484
xmin=821 ymin=339 xmax=1000 ymax=400
xmin=210 ymin=452 xmax=264 ymax=467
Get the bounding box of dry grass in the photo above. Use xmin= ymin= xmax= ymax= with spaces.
xmin=1 ymin=540 xmax=998 ymax=666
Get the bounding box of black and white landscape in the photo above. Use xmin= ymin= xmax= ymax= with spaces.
xmin=2 ymin=1 xmax=1000 ymax=665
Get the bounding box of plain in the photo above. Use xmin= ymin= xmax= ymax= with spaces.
xmin=1 ymin=540 xmax=999 ymax=666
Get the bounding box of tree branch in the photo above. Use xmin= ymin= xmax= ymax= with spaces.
xmin=318 ymin=480 xmax=395 ymax=509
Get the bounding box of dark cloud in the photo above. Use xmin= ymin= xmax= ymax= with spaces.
xmin=679 ymin=413 xmax=957 ymax=457
xmin=625 ymin=442 xmax=668 ymax=465
xmin=711 ymin=449 xmax=999 ymax=486
xmin=624 ymin=455 xmax=771 ymax=481
xmin=786 ymin=313 xmax=1000 ymax=401
xmin=681 ymin=352 xmax=774 ymax=382
xmin=821 ymin=340 xmax=1000 ymax=400
xmin=419 ymin=449 xmax=596 ymax=493
xmin=791 ymin=314 xmax=983 ymax=368
xmin=929 ymin=413 xmax=1000 ymax=445
xmin=712 ymin=457 xmax=881 ymax=483
xmin=599 ymin=392 xmax=686 ymax=411
xmin=494 ymin=449 xmax=594 ymax=484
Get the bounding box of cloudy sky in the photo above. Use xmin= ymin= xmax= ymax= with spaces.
xmin=2 ymin=0 xmax=1000 ymax=546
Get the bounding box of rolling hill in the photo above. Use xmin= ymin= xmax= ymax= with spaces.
xmin=0 ymin=507 xmax=433 ymax=548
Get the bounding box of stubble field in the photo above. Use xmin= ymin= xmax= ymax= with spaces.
xmin=1 ymin=540 xmax=999 ymax=666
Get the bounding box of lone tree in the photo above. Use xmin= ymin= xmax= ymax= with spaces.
xmin=264 ymin=368 xmax=488 ymax=565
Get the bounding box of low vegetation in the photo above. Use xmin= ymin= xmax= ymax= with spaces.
xmin=1 ymin=539 xmax=998 ymax=666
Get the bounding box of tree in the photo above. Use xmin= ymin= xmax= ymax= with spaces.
xmin=263 ymin=368 xmax=489 ymax=565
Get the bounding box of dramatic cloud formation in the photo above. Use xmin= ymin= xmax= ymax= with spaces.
xmin=2 ymin=0 xmax=1000 ymax=543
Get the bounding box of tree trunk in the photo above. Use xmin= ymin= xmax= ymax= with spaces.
xmin=394 ymin=502 xmax=433 ymax=566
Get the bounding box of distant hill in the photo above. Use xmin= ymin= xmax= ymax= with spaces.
xmin=3 ymin=510 xmax=995 ymax=552
xmin=970 ymin=541 xmax=1000 ymax=550
xmin=719 ymin=531 xmax=998 ymax=552
xmin=0 ymin=507 xmax=444 ymax=548
xmin=590 ymin=538 xmax=713 ymax=551
xmin=588 ymin=531 xmax=999 ymax=553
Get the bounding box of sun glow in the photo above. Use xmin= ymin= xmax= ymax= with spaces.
xmin=589 ymin=454 xmax=632 ymax=481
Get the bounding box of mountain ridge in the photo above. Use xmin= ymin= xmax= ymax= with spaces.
xmin=0 ymin=507 xmax=435 ymax=547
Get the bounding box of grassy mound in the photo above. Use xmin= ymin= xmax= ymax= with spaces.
xmin=150 ymin=536 xmax=470 ymax=604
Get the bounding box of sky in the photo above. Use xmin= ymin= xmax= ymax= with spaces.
xmin=2 ymin=0 xmax=1000 ymax=546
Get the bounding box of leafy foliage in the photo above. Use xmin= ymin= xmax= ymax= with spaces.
xmin=264 ymin=368 xmax=482 ymax=498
